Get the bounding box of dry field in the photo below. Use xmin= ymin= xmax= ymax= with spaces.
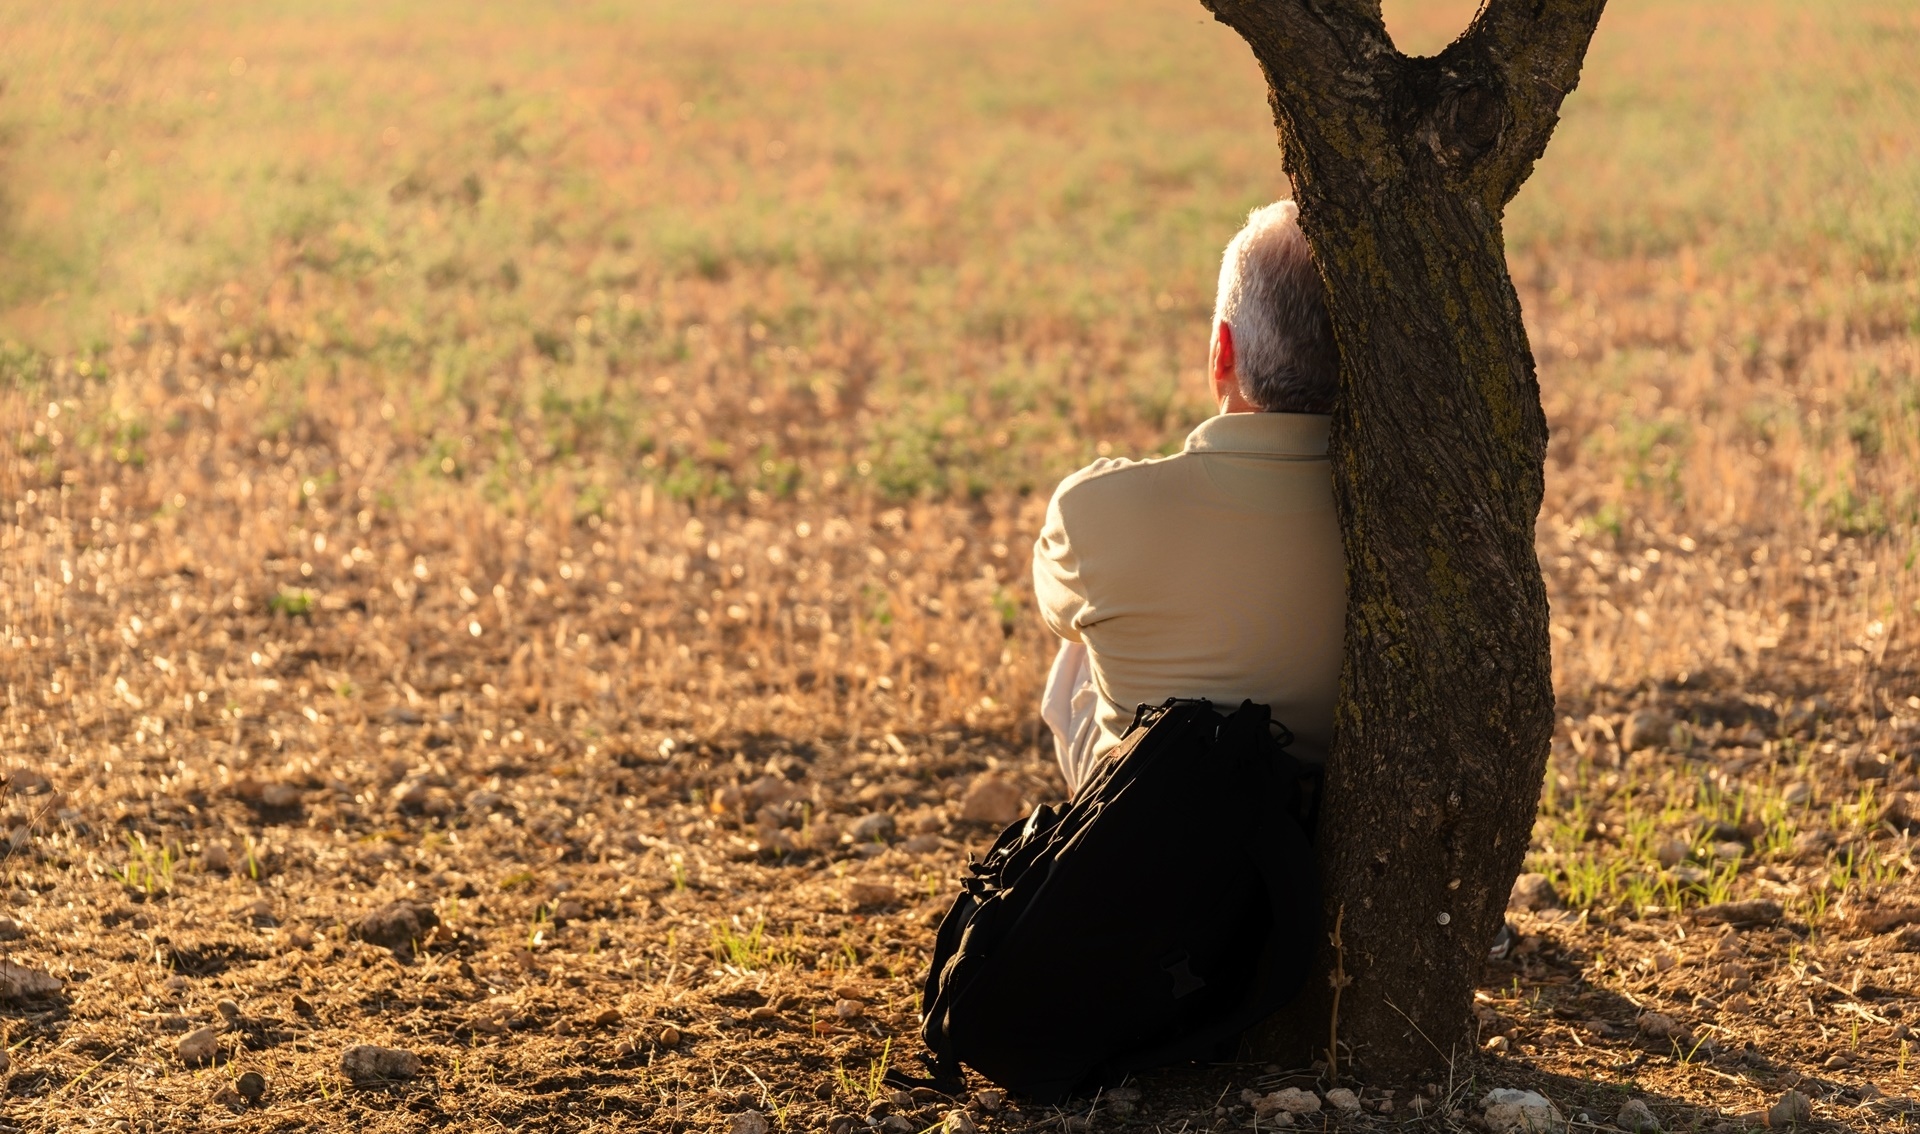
xmin=1 ymin=0 xmax=1918 ymax=1131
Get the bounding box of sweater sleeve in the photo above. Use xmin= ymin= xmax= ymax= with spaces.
xmin=1031 ymin=478 xmax=1090 ymax=642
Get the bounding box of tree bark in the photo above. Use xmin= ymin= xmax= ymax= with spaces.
xmin=1197 ymin=0 xmax=1608 ymax=1079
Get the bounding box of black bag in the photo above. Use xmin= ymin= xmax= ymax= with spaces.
xmin=906 ymin=698 xmax=1321 ymax=1102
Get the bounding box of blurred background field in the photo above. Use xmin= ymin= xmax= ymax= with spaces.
xmin=1 ymin=0 xmax=1919 ymax=1129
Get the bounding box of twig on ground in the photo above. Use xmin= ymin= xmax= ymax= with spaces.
xmin=1327 ymin=904 xmax=1348 ymax=1086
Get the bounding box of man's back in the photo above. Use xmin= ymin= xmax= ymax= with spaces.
xmin=1033 ymin=412 xmax=1347 ymax=767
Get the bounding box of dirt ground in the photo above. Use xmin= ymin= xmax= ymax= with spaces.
xmin=1 ymin=422 xmax=1916 ymax=1132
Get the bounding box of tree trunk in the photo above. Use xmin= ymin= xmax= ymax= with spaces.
xmin=1198 ymin=0 xmax=1609 ymax=1079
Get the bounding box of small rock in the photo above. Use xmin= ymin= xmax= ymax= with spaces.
xmin=1653 ymin=837 xmax=1691 ymax=867
xmin=6 ymin=769 xmax=51 ymax=794
xmin=1508 ymin=873 xmax=1561 ymax=913
xmin=1782 ymin=781 xmax=1813 ymax=806
xmin=211 ymin=1084 xmax=246 ymax=1110
xmin=850 ymin=813 xmax=896 ymax=842
xmin=1621 ymin=710 xmax=1671 ymax=753
xmin=240 ymin=898 xmax=276 ymax=926
xmin=292 ymin=993 xmax=316 ymax=1017
xmin=747 ymin=1005 xmax=779 ymax=1021
xmin=973 ymin=1088 xmax=1005 ymax=1113
xmin=847 ymin=881 xmax=897 ymax=908
xmin=1324 ymin=1087 xmax=1362 ymax=1114
xmin=1693 ymin=899 xmax=1782 ymax=928
xmin=0 ymin=959 xmax=62 ymax=1001
xmin=1485 ymin=1034 xmax=1512 ymax=1054
xmin=0 ymin=916 xmax=23 ymax=941
xmin=902 ymin=834 xmax=944 ymax=855
xmin=237 ymin=1070 xmax=267 ymax=1102
xmin=1616 ymin=1097 xmax=1661 ymax=1133
xmin=658 ymin=1024 xmax=682 ymax=1047
xmin=1767 ymin=1090 xmax=1811 ymax=1128
xmin=729 ymin=1111 xmax=771 ymax=1134
xmin=177 ymin=1026 xmax=219 ymax=1065
xmin=554 ymin=898 xmax=586 ymax=922
xmin=464 ymin=789 xmax=505 ymax=815
xmin=881 ymin=1116 xmax=915 ymax=1134
xmin=260 ymin=782 xmax=301 ymax=808
xmin=352 ymin=901 xmax=439 ymax=954
xmin=834 ymin=998 xmax=865 ymax=1020
xmin=201 ymin=842 xmax=233 ymax=872
xmin=959 ymin=774 xmax=1023 ymax=825
xmin=1252 ymin=1088 xmax=1321 ymax=1117
xmin=1482 ymin=1088 xmax=1564 ymax=1133
xmin=0 ymin=1045 xmax=8 ymax=1076
xmin=216 ymin=999 xmax=242 ymax=1021
xmin=1636 ymin=1011 xmax=1691 ymax=1044
xmin=594 ymin=1008 xmax=621 ymax=1027
xmin=340 ymin=1044 xmax=422 ymax=1084
xmin=943 ymin=1111 xmax=979 ymax=1134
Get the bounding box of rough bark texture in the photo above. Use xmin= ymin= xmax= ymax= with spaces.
xmin=1197 ymin=0 xmax=1608 ymax=1079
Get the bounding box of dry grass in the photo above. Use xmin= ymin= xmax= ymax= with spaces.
xmin=0 ymin=0 xmax=1917 ymax=1130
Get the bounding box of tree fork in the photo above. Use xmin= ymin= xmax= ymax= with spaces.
xmin=1197 ymin=0 xmax=1608 ymax=1078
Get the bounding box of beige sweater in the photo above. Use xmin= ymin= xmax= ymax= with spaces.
xmin=1032 ymin=412 xmax=1348 ymax=765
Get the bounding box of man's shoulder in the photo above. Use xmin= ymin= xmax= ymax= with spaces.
xmin=1050 ymin=449 xmax=1193 ymax=511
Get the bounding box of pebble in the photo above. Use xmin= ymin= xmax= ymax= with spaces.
xmin=340 ymin=1044 xmax=422 ymax=1084
xmin=0 ymin=960 xmax=62 ymax=1002
xmin=0 ymin=917 xmax=22 ymax=941
xmin=1654 ymin=838 xmax=1691 ymax=867
xmin=847 ymin=881 xmax=897 ymax=908
xmin=1620 ymin=710 xmax=1671 ymax=753
xmin=958 ymin=774 xmax=1022 ymax=825
xmin=237 ymin=1070 xmax=267 ymax=1102
xmin=1481 ymin=1088 xmax=1564 ymax=1134
xmin=177 ymin=1026 xmax=219 ymax=1065
xmin=943 ymin=1110 xmax=979 ymax=1134
xmin=216 ymin=999 xmax=242 ymax=1021
xmin=1507 ymin=873 xmax=1561 ymax=913
xmin=880 ymin=1116 xmax=915 ymax=1134
xmin=1250 ymin=1088 xmax=1319 ymax=1117
xmin=658 ymin=1024 xmax=682 ymax=1047
xmin=1616 ymin=1098 xmax=1661 ymax=1133
xmin=1692 ymin=899 xmax=1782 ymax=928
xmin=6 ymin=769 xmax=51 ymax=794
xmin=902 ymin=834 xmax=944 ymax=855
xmin=728 ymin=1110 xmax=770 ymax=1134
xmin=0 ymin=1046 xmax=9 ymax=1075
xmin=352 ymin=901 xmax=439 ymax=954
xmin=1767 ymin=1090 xmax=1811 ymax=1128
xmin=1324 ymin=1087 xmax=1361 ymax=1115
xmin=1782 ymin=781 xmax=1813 ymax=806
xmin=972 ymin=1088 xmax=1005 ymax=1113
xmin=850 ymin=813 xmax=896 ymax=842
xmin=834 ymin=998 xmax=865 ymax=1020
xmin=202 ymin=843 xmax=232 ymax=873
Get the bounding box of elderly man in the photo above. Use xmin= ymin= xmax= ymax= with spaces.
xmin=1035 ymin=201 xmax=1346 ymax=797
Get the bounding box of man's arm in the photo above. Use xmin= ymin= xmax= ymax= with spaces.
xmin=1031 ymin=483 xmax=1090 ymax=643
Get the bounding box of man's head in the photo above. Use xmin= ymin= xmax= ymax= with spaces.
xmin=1209 ymin=200 xmax=1338 ymax=415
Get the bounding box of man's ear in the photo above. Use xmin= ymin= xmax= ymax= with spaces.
xmin=1210 ymin=321 xmax=1237 ymax=400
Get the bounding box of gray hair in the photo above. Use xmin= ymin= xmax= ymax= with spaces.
xmin=1212 ymin=200 xmax=1338 ymax=414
